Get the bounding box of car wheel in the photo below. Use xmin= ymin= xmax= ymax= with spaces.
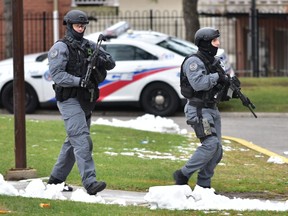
xmin=1 ymin=82 xmax=39 ymax=114
xmin=140 ymin=82 xmax=180 ymax=116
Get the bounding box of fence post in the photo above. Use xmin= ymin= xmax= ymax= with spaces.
xmin=149 ymin=9 xmax=153 ymax=30
xmin=250 ymin=0 xmax=259 ymax=77
xmin=42 ymin=12 xmax=47 ymax=51
xmin=175 ymin=19 xmax=178 ymax=37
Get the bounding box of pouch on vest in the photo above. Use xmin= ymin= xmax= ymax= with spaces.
xmin=77 ymin=87 xmax=99 ymax=102
xmin=92 ymin=67 xmax=107 ymax=84
xmin=53 ymin=84 xmax=64 ymax=102
xmin=187 ymin=117 xmax=212 ymax=139
xmin=180 ymin=75 xmax=196 ymax=99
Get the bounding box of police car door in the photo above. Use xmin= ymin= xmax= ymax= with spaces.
xmin=98 ymin=43 xmax=161 ymax=102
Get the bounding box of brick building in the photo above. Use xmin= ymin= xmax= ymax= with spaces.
xmin=0 ymin=0 xmax=70 ymax=14
xmin=0 ymin=0 xmax=72 ymax=58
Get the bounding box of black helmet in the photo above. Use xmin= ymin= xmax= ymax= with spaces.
xmin=63 ymin=10 xmax=89 ymax=25
xmin=194 ymin=27 xmax=220 ymax=46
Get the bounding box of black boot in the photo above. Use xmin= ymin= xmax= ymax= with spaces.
xmin=86 ymin=181 xmax=106 ymax=195
xmin=47 ymin=176 xmax=73 ymax=192
xmin=173 ymin=169 xmax=189 ymax=185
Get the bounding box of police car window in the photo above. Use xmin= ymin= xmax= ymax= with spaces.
xmin=103 ymin=44 xmax=158 ymax=61
xmin=157 ymin=37 xmax=198 ymax=57
xmin=36 ymin=53 xmax=48 ymax=62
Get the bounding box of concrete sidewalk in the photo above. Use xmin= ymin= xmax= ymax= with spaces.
xmin=7 ymin=180 xmax=148 ymax=205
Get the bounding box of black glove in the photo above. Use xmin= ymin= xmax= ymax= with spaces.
xmin=79 ymin=78 xmax=95 ymax=89
xmin=218 ymin=73 xmax=230 ymax=85
xmin=96 ymin=49 xmax=116 ymax=70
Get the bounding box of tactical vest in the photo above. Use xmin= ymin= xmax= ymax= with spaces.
xmin=53 ymin=37 xmax=97 ymax=103
xmin=180 ymin=51 xmax=225 ymax=102
xmin=180 ymin=54 xmax=197 ymax=99
xmin=60 ymin=37 xmax=92 ymax=77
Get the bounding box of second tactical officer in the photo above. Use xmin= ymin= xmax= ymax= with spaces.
xmin=173 ymin=27 xmax=231 ymax=190
xmin=47 ymin=10 xmax=115 ymax=195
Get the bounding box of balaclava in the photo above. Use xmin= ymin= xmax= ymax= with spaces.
xmin=198 ymin=39 xmax=218 ymax=57
xmin=66 ymin=23 xmax=85 ymax=41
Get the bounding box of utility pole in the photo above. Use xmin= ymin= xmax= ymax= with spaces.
xmin=250 ymin=0 xmax=259 ymax=77
xmin=6 ymin=0 xmax=37 ymax=180
xmin=12 ymin=0 xmax=26 ymax=169
xmin=53 ymin=0 xmax=59 ymax=42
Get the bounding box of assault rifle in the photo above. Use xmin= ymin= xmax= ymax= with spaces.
xmin=84 ymin=34 xmax=105 ymax=102
xmin=211 ymin=58 xmax=257 ymax=118
xmin=229 ymin=76 xmax=257 ymax=118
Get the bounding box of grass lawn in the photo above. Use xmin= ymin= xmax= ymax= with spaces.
xmin=218 ymin=77 xmax=288 ymax=113
xmin=0 ymin=77 xmax=287 ymax=215
xmin=0 ymin=114 xmax=287 ymax=215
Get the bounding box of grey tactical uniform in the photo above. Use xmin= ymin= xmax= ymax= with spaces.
xmin=49 ymin=41 xmax=82 ymax=88
xmin=181 ymin=55 xmax=223 ymax=188
xmin=173 ymin=26 xmax=230 ymax=189
xmin=47 ymin=9 xmax=112 ymax=195
xmin=48 ymin=40 xmax=98 ymax=190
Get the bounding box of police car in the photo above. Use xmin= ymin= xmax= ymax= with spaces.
xmin=0 ymin=39 xmax=185 ymax=116
xmin=0 ymin=52 xmax=54 ymax=114
xmin=88 ymin=21 xmax=235 ymax=75
xmin=91 ymin=38 xmax=185 ymax=116
xmin=117 ymin=30 xmax=235 ymax=76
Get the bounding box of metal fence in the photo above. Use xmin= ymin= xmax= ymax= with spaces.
xmin=0 ymin=10 xmax=287 ymax=76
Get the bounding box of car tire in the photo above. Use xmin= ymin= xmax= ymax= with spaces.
xmin=1 ymin=82 xmax=39 ymax=114
xmin=140 ymin=82 xmax=180 ymax=116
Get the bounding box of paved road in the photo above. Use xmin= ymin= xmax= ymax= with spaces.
xmin=92 ymin=111 xmax=288 ymax=158
xmin=176 ymin=112 xmax=288 ymax=158
xmin=1 ymin=108 xmax=288 ymax=158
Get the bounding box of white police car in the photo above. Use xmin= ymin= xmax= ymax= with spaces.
xmin=0 ymin=39 xmax=185 ymax=116
xmin=117 ymin=30 xmax=235 ymax=76
xmin=96 ymin=38 xmax=185 ymax=116
xmin=88 ymin=21 xmax=235 ymax=75
xmin=0 ymin=52 xmax=54 ymax=114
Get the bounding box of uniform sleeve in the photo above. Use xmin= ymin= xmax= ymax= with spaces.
xmin=48 ymin=42 xmax=81 ymax=87
xmin=183 ymin=56 xmax=218 ymax=91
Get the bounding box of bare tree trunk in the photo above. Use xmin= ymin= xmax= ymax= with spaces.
xmin=3 ymin=0 xmax=13 ymax=58
xmin=182 ymin=0 xmax=200 ymax=43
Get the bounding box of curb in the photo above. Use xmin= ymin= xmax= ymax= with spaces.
xmin=220 ymin=112 xmax=288 ymax=118
xmin=222 ymin=135 xmax=288 ymax=164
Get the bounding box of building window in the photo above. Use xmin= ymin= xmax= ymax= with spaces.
xmin=73 ymin=0 xmax=119 ymax=6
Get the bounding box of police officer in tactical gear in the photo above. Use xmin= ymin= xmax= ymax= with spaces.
xmin=173 ymin=27 xmax=231 ymax=190
xmin=47 ymin=9 xmax=115 ymax=195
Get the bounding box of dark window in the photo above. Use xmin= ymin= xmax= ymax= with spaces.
xmin=157 ymin=37 xmax=198 ymax=57
xmin=103 ymin=44 xmax=158 ymax=61
xmin=36 ymin=53 xmax=48 ymax=62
